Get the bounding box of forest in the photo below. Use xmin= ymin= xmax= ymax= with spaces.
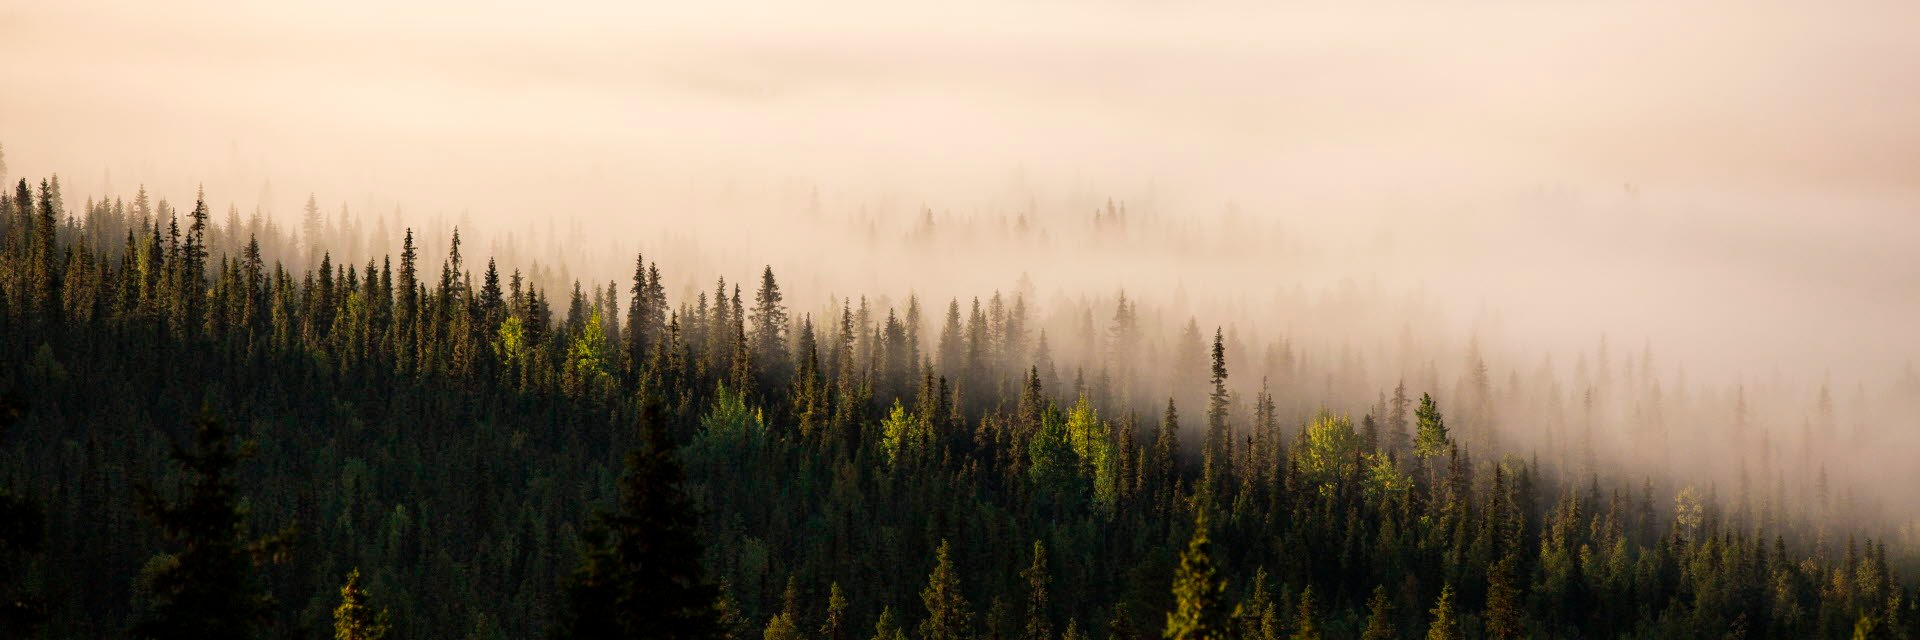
xmin=1 ymin=165 xmax=1918 ymax=640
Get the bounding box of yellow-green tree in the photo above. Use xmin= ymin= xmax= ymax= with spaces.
xmin=1166 ymin=511 xmax=1233 ymax=639
xmin=333 ymin=569 xmax=390 ymax=640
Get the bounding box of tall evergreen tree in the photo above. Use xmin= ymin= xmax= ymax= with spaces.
xmin=871 ymin=607 xmax=906 ymax=640
xmin=1424 ymin=585 xmax=1461 ymax=640
xmin=920 ymin=540 xmax=975 ymax=640
xmin=551 ymin=402 xmax=722 ymax=639
xmin=1166 ymin=511 xmax=1232 ymax=640
xmin=1359 ymin=585 xmax=1394 ymax=640
xmin=751 ymin=266 xmax=789 ymax=385
xmin=820 ymin=583 xmax=848 ymax=640
xmin=333 ymin=569 xmax=391 ymax=640
xmin=1023 ymin=540 xmax=1054 ymax=640
xmin=1204 ymin=328 xmax=1230 ymax=469
xmin=132 ymin=415 xmax=288 ymax=640
xmin=1290 ymin=586 xmax=1320 ymax=640
xmin=1412 ymin=393 xmax=1450 ymax=459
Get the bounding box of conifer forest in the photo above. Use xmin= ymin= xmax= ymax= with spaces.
xmin=3 ymin=2 xmax=1920 ymax=639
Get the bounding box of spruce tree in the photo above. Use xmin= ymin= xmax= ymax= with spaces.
xmin=1484 ymin=555 xmax=1523 ymax=639
xmin=132 ymin=415 xmax=288 ymax=640
xmin=551 ymin=401 xmax=721 ymax=639
xmin=333 ymin=569 xmax=391 ymax=640
xmin=920 ymin=539 xmax=975 ymax=640
xmin=1023 ymin=540 xmax=1054 ymax=640
xmin=821 ymin=582 xmax=848 ymax=640
xmin=751 ymin=266 xmax=789 ymax=385
xmin=1413 ymin=393 xmax=1450 ymax=459
xmin=871 ymin=607 xmax=906 ymax=640
xmin=1289 ymin=586 xmax=1320 ymax=640
xmin=1424 ymin=584 xmax=1462 ymax=640
xmin=1204 ymin=328 xmax=1229 ymax=470
xmin=1165 ymin=511 xmax=1231 ymax=639
xmin=1360 ymin=585 xmax=1395 ymax=640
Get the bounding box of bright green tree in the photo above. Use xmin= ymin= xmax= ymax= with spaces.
xmin=1412 ymin=394 xmax=1451 ymax=459
xmin=1165 ymin=511 xmax=1232 ymax=639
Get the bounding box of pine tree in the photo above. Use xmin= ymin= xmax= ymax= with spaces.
xmin=920 ymin=540 xmax=975 ymax=640
xmin=763 ymin=577 xmax=802 ymax=640
xmin=333 ymin=569 xmax=391 ymax=640
xmin=871 ymin=607 xmax=906 ymax=640
xmin=133 ymin=415 xmax=289 ymax=640
xmin=1484 ymin=554 xmax=1523 ymax=639
xmin=1360 ymin=585 xmax=1395 ymax=640
xmin=1023 ymin=540 xmax=1054 ymax=640
xmin=821 ymin=582 xmax=849 ymax=640
xmin=1424 ymin=584 xmax=1462 ymax=640
xmin=551 ymin=401 xmax=722 ymax=639
xmin=1166 ymin=511 xmax=1232 ymax=640
xmin=302 ymin=194 xmax=323 ymax=264
xmin=751 ymin=266 xmax=789 ymax=385
xmin=1413 ymin=393 xmax=1450 ymax=459
xmin=626 ymin=253 xmax=651 ymax=375
xmin=1289 ymin=586 xmax=1320 ymax=640
xmin=1204 ymin=328 xmax=1230 ymax=470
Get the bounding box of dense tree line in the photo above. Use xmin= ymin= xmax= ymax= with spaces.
xmin=0 ymin=174 xmax=1916 ymax=639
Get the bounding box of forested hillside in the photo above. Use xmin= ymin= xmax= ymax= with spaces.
xmin=1 ymin=173 xmax=1917 ymax=639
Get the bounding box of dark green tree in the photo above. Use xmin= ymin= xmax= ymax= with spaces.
xmin=1360 ymin=585 xmax=1395 ymax=640
xmin=132 ymin=415 xmax=289 ymax=640
xmin=1023 ymin=540 xmax=1054 ymax=640
xmin=551 ymin=402 xmax=722 ymax=639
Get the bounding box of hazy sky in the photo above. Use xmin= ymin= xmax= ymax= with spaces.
xmin=3 ymin=0 xmax=1917 ymax=383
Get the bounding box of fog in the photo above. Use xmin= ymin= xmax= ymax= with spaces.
xmin=4 ymin=1 xmax=1919 ymax=512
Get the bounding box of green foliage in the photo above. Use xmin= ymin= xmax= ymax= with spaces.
xmin=1298 ymin=413 xmax=1361 ymax=495
xmin=133 ymin=416 xmax=289 ymax=640
xmin=1064 ymin=395 xmax=1120 ymax=512
xmin=1023 ymin=540 xmax=1053 ymax=640
xmin=1425 ymin=584 xmax=1461 ymax=640
xmin=493 ymin=314 xmax=528 ymax=367
xmin=568 ymin=310 xmax=614 ymax=384
xmin=1360 ymin=585 xmax=1394 ymax=640
xmin=879 ymin=401 xmax=922 ymax=468
xmin=0 ymin=172 xmax=1913 ymax=640
xmin=1290 ymin=586 xmax=1320 ymax=640
xmin=552 ymin=408 xmax=722 ymax=640
xmin=1412 ymin=393 xmax=1450 ymax=459
xmin=698 ymin=384 xmax=768 ymax=451
xmin=333 ymin=569 xmax=391 ymax=640
xmin=920 ymin=540 xmax=975 ymax=640
xmin=1165 ymin=512 xmax=1233 ymax=640
xmin=1028 ymin=404 xmax=1082 ymax=502
xmin=871 ymin=607 xmax=905 ymax=640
